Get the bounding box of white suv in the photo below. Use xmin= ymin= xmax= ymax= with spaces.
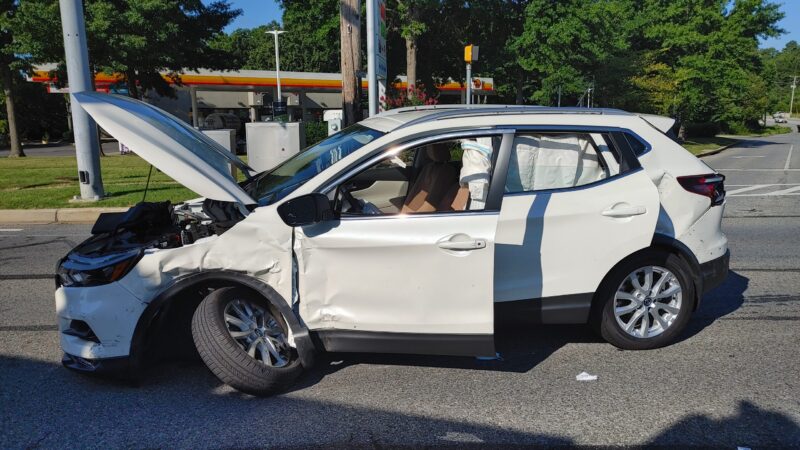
xmin=56 ymin=93 xmax=729 ymax=395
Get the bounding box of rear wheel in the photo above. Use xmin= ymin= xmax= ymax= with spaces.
xmin=596 ymin=250 xmax=696 ymax=350
xmin=191 ymin=287 xmax=303 ymax=396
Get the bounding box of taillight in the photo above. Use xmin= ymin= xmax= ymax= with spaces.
xmin=677 ymin=173 xmax=725 ymax=206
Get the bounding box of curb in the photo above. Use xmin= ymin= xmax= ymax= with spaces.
xmin=0 ymin=207 xmax=127 ymax=225
xmin=696 ymin=140 xmax=743 ymax=158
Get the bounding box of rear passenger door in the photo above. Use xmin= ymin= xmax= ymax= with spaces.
xmin=494 ymin=130 xmax=660 ymax=323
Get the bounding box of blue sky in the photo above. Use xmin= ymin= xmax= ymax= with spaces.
xmin=760 ymin=2 xmax=799 ymax=50
xmin=225 ymin=0 xmax=282 ymax=30
xmin=222 ymin=0 xmax=797 ymax=50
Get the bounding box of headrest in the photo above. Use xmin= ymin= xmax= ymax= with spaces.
xmin=426 ymin=145 xmax=451 ymax=163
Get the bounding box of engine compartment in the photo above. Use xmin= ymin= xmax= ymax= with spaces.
xmin=70 ymin=199 xmax=246 ymax=258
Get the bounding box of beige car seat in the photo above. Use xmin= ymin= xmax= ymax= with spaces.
xmin=401 ymin=145 xmax=458 ymax=213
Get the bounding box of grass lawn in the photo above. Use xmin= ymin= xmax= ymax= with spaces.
xmin=682 ymin=136 xmax=741 ymax=155
xmin=735 ymin=125 xmax=793 ymax=137
xmin=0 ymin=155 xmax=199 ymax=209
xmin=682 ymin=126 xmax=791 ymax=155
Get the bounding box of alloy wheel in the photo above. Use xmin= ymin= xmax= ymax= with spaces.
xmin=613 ymin=265 xmax=683 ymax=339
xmin=223 ymin=299 xmax=291 ymax=367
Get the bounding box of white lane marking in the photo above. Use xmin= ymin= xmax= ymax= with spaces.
xmin=0 ymin=228 xmax=23 ymax=232
xmin=727 ymin=184 xmax=800 ymax=186
xmin=730 ymin=193 xmax=800 ymax=197
xmin=786 ymin=144 xmax=795 ymax=171
xmin=716 ymin=169 xmax=800 ymax=171
xmin=726 ymin=185 xmax=774 ymax=195
xmin=768 ymin=185 xmax=800 ymax=196
xmin=732 ymin=156 xmax=766 ymax=158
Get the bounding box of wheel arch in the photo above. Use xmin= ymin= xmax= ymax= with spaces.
xmin=129 ymin=271 xmax=316 ymax=373
xmin=589 ymin=235 xmax=703 ymax=324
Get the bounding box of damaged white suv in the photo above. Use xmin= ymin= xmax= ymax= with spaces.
xmin=56 ymin=93 xmax=729 ymax=395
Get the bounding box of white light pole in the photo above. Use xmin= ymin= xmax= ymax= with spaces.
xmin=790 ymin=75 xmax=798 ymax=119
xmin=267 ymin=29 xmax=286 ymax=101
xmin=60 ymin=0 xmax=104 ymax=200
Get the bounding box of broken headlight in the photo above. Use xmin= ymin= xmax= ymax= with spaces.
xmin=57 ymin=248 xmax=143 ymax=287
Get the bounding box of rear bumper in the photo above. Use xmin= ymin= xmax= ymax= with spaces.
xmin=700 ymin=249 xmax=730 ymax=294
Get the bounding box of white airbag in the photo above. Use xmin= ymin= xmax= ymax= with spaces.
xmin=507 ymin=134 xmax=607 ymax=192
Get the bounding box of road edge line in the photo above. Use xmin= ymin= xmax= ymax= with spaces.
xmin=697 ymin=140 xmax=743 ymax=158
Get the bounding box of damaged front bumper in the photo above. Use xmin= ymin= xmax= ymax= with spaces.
xmin=55 ymin=282 xmax=147 ymax=362
xmin=62 ymin=353 xmax=134 ymax=378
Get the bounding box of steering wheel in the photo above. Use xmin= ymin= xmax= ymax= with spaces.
xmin=340 ymin=183 xmax=364 ymax=214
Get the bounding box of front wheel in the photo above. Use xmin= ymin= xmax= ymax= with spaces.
xmin=596 ymin=250 xmax=696 ymax=350
xmin=191 ymin=287 xmax=303 ymax=396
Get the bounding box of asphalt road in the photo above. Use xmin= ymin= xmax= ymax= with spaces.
xmin=2 ymin=130 xmax=800 ymax=448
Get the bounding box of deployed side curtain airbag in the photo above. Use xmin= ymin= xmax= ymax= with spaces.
xmin=507 ymin=134 xmax=608 ymax=192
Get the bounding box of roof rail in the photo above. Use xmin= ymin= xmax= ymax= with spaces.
xmin=390 ymin=105 xmax=632 ymax=130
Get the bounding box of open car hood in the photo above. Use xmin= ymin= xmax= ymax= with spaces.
xmin=74 ymin=92 xmax=256 ymax=205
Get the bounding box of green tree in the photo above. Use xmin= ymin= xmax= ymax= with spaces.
xmin=15 ymin=0 xmax=241 ymax=99
xmin=513 ymin=0 xmax=632 ymax=106
xmin=210 ymin=22 xmax=281 ymax=70
xmin=1 ymin=0 xmax=25 ymax=156
xmin=634 ymin=0 xmax=783 ymax=131
xmin=277 ymin=0 xmax=342 ymax=73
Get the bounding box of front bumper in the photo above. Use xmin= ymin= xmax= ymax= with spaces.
xmin=700 ymin=249 xmax=730 ymax=294
xmin=62 ymin=353 xmax=134 ymax=378
xmin=55 ymin=282 xmax=147 ymax=361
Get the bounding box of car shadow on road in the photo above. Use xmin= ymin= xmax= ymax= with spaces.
xmin=293 ymin=321 xmax=601 ymax=392
xmin=677 ymin=270 xmax=748 ymax=343
xmin=2 ymin=354 xmax=799 ymax=447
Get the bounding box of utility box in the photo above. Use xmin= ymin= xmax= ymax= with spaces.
xmin=247 ymin=92 xmax=265 ymax=106
xmin=324 ymin=109 xmax=344 ymax=136
xmin=202 ymin=129 xmax=238 ymax=179
xmin=245 ymin=122 xmax=305 ymax=172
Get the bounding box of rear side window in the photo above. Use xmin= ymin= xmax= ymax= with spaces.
xmin=505 ymin=133 xmax=620 ymax=193
xmin=613 ymin=131 xmax=649 ymax=156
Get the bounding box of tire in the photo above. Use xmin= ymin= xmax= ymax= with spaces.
xmin=595 ymin=249 xmax=696 ymax=350
xmin=191 ymin=286 xmax=303 ymax=396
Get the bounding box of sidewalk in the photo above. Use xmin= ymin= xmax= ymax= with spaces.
xmin=0 ymin=207 xmax=127 ymax=224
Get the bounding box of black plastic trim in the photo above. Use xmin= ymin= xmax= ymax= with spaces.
xmin=494 ymin=293 xmax=594 ymax=324
xmin=700 ymin=250 xmax=730 ymax=294
xmin=131 ymin=271 xmax=317 ymax=373
xmin=62 ymin=353 xmax=132 ymax=379
xmin=313 ymin=330 xmax=495 ymax=357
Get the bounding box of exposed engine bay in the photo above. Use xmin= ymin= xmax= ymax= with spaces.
xmin=56 ymin=199 xmax=248 ymax=288
xmin=77 ymin=199 xmax=247 ymax=256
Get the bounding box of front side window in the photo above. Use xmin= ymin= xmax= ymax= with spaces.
xmin=335 ymin=136 xmax=499 ymax=216
xmin=245 ymin=124 xmax=384 ymax=205
xmin=505 ymin=132 xmax=620 ymax=193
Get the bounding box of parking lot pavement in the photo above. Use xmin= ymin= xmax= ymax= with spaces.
xmin=2 ymin=134 xmax=800 ymax=448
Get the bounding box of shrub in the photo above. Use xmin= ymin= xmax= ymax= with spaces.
xmin=304 ymin=121 xmax=328 ymax=146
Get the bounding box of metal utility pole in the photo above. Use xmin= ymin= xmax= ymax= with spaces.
xmin=366 ymin=0 xmax=376 ymax=116
xmin=464 ymin=45 xmax=478 ymax=105
xmin=60 ymin=0 xmax=104 ymax=200
xmin=340 ymin=0 xmax=361 ymax=126
xmin=790 ymin=75 xmax=798 ymax=118
xmin=266 ymin=30 xmax=285 ymax=101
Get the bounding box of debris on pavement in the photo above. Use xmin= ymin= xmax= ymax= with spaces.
xmin=576 ymin=371 xmax=598 ymax=381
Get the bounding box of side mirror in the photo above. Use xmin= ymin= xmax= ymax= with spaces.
xmin=277 ymin=193 xmax=334 ymax=227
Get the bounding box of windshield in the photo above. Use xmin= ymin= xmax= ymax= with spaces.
xmin=245 ymin=124 xmax=384 ymax=205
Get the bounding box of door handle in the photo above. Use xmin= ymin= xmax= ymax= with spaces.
xmin=437 ymin=237 xmax=487 ymax=251
xmin=601 ymin=205 xmax=647 ymax=218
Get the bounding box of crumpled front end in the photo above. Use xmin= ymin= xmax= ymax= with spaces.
xmin=55 ymin=203 xmax=295 ymax=375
